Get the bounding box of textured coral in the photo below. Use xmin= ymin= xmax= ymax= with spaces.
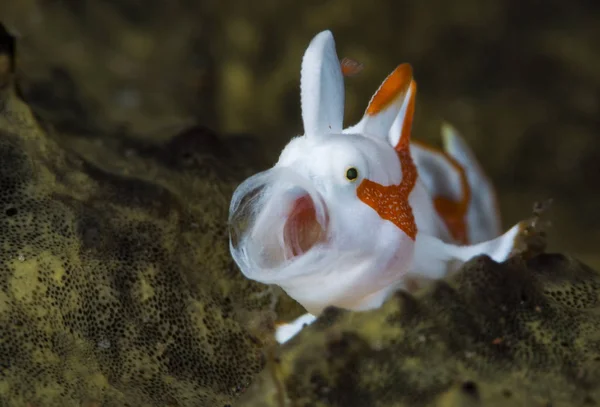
xmin=239 ymin=253 xmax=600 ymax=407
xmin=0 ymin=26 xmax=278 ymax=407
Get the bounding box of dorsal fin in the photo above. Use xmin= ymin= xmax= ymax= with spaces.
xmin=300 ymin=30 xmax=345 ymax=137
xmin=389 ymin=79 xmax=416 ymax=151
xmin=355 ymin=64 xmax=413 ymax=140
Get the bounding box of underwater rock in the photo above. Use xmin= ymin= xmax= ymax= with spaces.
xmin=0 ymin=24 xmax=278 ymax=407
xmin=239 ymin=252 xmax=600 ymax=407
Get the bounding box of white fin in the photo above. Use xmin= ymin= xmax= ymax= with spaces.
xmin=388 ymin=78 xmax=416 ymax=149
xmin=412 ymin=222 xmax=522 ymax=281
xmin=353 ymin=64 xmax=414 ymax=142
xmin=441 ymin=123 xmax=502 ymax=243
xmin=448 ymin=222 xmax=522 ymax=263
xmin=300 ymin=30 xmax=345 ymax=136
xmin=275 ymin=313 xmax=317 ymax=344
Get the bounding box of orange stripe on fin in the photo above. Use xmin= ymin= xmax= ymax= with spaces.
xmin=412 ymin=140 xmax=471 ymax=244
xmin=366 ymin=64 xmax=413 ymax=116
xmin=396 ymin=79 xmax=417 ymax=151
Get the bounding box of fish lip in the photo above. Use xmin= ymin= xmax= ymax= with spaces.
xmin=228 ymin=167 xmax=330 ymax=276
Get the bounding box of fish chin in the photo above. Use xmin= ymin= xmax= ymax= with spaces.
xmin=228 ymin=167 xmax=329 ymax=283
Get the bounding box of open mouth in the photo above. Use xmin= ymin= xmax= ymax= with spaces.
xmin=229 ymin=170 xmax=329 ymax=270
xmin=283 ymin=192 xmax=328 ymax=259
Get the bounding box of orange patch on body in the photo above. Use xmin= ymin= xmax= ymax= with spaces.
xmin=366 ymin=64 xmax=413 ymax=116
xmin=357 ymin=149 xmax=418 ymax=240
xmin=412 ymin=139 xmax=471 ymax=244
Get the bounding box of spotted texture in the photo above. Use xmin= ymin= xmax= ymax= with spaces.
xmin=239 ymin=253 xmax=600 ymax=407
xmin=0 ymin=33 xmax=277 ymax=406
xmin=357 ymin=150 xmax=418 ymax=240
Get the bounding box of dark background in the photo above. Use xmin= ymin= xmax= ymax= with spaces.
xmin=1 ymin=0 xmax=599 ymax=267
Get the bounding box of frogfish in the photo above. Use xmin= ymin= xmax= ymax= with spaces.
xmin=228 ymin=30 xmax=524 ymax=343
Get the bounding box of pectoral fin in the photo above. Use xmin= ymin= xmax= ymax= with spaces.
xmin=275 ymin=313 xmax=317 ymax=344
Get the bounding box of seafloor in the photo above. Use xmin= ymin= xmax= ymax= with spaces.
xmin=0 ymin=1 xmax=599 ymax=406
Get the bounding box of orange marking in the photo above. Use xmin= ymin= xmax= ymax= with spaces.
xmin=433 ymin=198 xmax=468 ymax=244
xmin=358 ymin=71 xmax=418 ymax=239
xmin=411 ymin=139 xmax=471 ymax=244
xmin=357 ymin=150 xmax=418 ymax=240
xmin=340 ymin=57 xmax=364 ymax=77
xmin=396 ymin=80 xmax=416 ymax=150
xmin=366 ymin=64 xmax=413 ymax=116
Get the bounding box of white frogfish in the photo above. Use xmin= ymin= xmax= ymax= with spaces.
xmin=228 ymin=30 xmax=524 ymax=342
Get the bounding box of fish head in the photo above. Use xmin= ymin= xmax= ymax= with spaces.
xmin=228 ymin=30 xmax=419 ymax=314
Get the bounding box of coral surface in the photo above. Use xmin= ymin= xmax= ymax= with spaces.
xmin=239 ymin=252 xmax=600 ymax=407
xmin=0 ymin=26 xmax=278 ymax=407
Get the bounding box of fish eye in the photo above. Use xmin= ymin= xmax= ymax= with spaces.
xmin=345 ymin=167 xmax=359 ymax=182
